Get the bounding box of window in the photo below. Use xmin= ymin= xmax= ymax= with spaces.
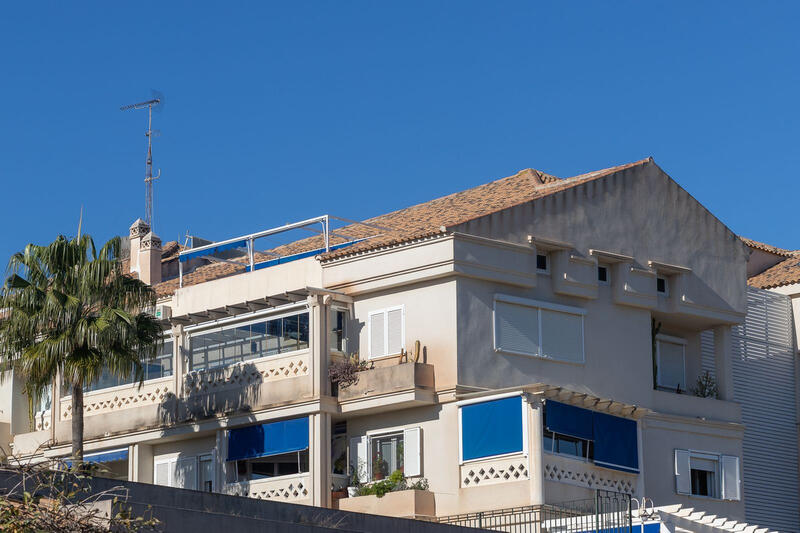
xmin=544 ymin=400 xmax=639 ymax=473
xmin=598 ymin=265 xmax=609 ymax=284
xmin=368 ymin=306 xmax=404 ymax=358
xmin=350 ymin=427 xmax=421 ymax=482
xmin=154 ymin=455 xmax=204 ymax=490
xmin=675 ymin=450 xmax=740 ymax=500
xmin=657 ymin=277 xmax=668 ymax=295
xmin=543 ymin=410 xmax=593 ymax=460
xmin=459 ymin=395 xmax=526 ymax=462
xmin=370 ymin=433 xmax=403 ymax=480
xmin=199 ymin=454 xmax=214 ymax=492
xmin=656 ymin=336 xmax=686 ymax=392
xmin=536 ymin=254 xmax=549 ymax=272
xmin=235 ymin=450 xmax=309 ymax=481
xmin=82 ymin=337 xmax=174 ymax=393
xmin=329 ymin=308 xmax=347 ymax=353
xmin=332 ymin=422 xmax=348 ymax=475
xmin=189 ymin=311 xmax=309 ymax=371
xmin=494 ymin=296 xmax=585 ymax=363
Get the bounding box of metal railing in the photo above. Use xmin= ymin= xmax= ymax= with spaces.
xmin=436 ymin=490 xmax=631 ymax=533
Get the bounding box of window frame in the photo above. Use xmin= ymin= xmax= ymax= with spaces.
xmin=367 ymin=430 xmax=404 ymax=480
xmin=656 ymin=276 xmax=669 ymax=296
xmin=367 ymin=305 xmax=405 ymax=360
xmin=676 ymin=449 xmax=735 ymax=500
xmin=597 ymin=265 xmax=610 ymax=285
xmin=493 ymin=294 xmax=586 ymax=364
xmin=536 ymin=253 xmax=549 ymax=274
xmin=187 ymin=307 xmax=310 ymax=372
xmin=656 ymin=334 xmax=687 ymax=392
xmin=329 ymin=306 xmax=349 ymax=354
xmin=456 ymin=392 xmax=529 ymax=465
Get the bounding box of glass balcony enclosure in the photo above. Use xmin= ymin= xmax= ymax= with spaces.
xmin=188 ymin=311 xmax=310 ymax=372
xmin=75 ymin=338 xmax=174 ymax=394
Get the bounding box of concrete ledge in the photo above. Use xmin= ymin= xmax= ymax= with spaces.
xmin=337 ymin=489 xmax=436 ymax=519
xmin=338 ymin=364 xmax=435 ymax=414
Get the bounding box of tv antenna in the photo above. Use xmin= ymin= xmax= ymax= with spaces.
xmin=121 ymin=95 xmax=162 ymax=229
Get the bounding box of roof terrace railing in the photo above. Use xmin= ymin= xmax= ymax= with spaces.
xmin=176 ymin=214 xmax=384 ymax=288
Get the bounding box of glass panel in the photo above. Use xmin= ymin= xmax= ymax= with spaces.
xmin=329 ymin=309 xmax=346 ymax=352
xmin=370 ymin=433 xmax=403 ymax=480
xmin=189 ymin=312 xmax=310 ymax=371
xmin=238 ymin=449 xmax=309 ymax=481
xmin=199 ymin=456 xmax=213 ymax=492
xmin=658 ymin=340 xmax=686 ymax=391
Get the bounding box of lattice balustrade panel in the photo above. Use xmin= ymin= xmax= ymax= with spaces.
xmin=247 ymin=476 xmax=311 ymax=501
xmin=34 ymin=412 xmax=51 ymax=431
xmin=460 ymin=456 xmax=529 ymax=487
xmin=544 ymin=462 xmax=635 ymax=495
xmin=60 ymin=379 xmax=172 ymax=420
xmin=184 ymin=355 xmax=310 ymax=395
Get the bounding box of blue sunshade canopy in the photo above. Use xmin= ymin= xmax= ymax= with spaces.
xmin=545 ymin=400 xmax=594 ymax=441
xmin=65 ymin=448 xmax=128 ymax=467
xmin=227 ymin=417 xmax=309 ymax=461
xmin=461 ymin=396 xmax=524 ymax=461
xmin=180 ymin=240 xmax=248 ymax=262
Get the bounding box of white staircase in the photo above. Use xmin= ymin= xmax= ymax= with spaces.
xmin=655 ymin=504 xmax=781 ymax=533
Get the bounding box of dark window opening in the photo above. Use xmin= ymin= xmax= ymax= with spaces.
xmin=536 ymin=254 xmax=548 ymax=271
xmin=598 ymin=266 xmax=608 ymax=283
xmin=657 ymin=277 xmax=667 ymax=293
xmin=691 ymin=468 xmax=712 ymax=497
xmin=235 ymin=450 xmax=309 ymax=481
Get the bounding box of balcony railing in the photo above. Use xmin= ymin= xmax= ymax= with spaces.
xmin=436 ymin=490 xmax=631 ymax=533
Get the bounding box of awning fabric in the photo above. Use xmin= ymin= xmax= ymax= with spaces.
xmin=546 ymin=400 xmax=639 ymax=474
xmin=65 ymin=448 xmax=128 ymax=467
xmin=227 ymin=417 xmax=309 ymax=462
xmin=248 ymin=239 xmax=367 ymax=272
xmin=180 ymin=239 xmax=248 ymax=262
xmin=592 ymin=411 xmax=639 ymax=473
xmin=461 ymin=396 xmax=523 ymax=461
xmin=545 ymin=400 xmax=593 ymax=441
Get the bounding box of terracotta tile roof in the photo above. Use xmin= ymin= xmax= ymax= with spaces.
xmin=739 ymin=237 xmax=796 ymax=258
xmin=153 ymin=158 xmax=652 ymax=297
xmin=160 ymin=240 xmax=184 ymax=262
xmin=748 ymin=256 xmax=800 ymax=289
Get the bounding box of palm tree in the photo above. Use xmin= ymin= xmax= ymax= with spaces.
xmin=0 ymin=234 xmax=162 ymax=463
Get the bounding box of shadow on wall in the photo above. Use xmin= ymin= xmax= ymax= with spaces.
xmin=158 ymin=362 xmax=263 ymax=426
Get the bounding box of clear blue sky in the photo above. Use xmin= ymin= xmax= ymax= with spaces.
xmin=2 ymin=2 xmax=799 ymax=265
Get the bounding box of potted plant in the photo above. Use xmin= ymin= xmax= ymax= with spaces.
xmin=372 ymin=454 xmax=388 ymax=481
xmin=347 ymin=463 xmax=365 ymax=497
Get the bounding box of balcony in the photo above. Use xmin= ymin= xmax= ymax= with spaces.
xmin=337 ymin=363 xmax=435 ymax=414
xmin=337 ymin=489 xmax=436 ymax=519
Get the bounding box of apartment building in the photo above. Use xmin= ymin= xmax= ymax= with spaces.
xmin=2 ymin=158 xmax=796 ymax=530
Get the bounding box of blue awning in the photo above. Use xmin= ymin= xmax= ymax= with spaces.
xmin=227 ymin=417 xmax=309 ymax=462
xmin=180 ymin=239 xmax=248 ymax=262
xmin=593 ymin=411 xmax=639 ymax=473
xmin=461 ymin=396 xmax=523 ymax=461
xmin=65 ymin=448 xmax=128 ymax=467
xmin=546 ymin=400 xmax=593 ymax=441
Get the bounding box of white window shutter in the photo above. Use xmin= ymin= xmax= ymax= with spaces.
xmin=403 ymin=427 xmax=422 ymax=477
xmin=675 ymin=449 xmax=691 ymax=495
xmin=350 ymin=436 xmax=369 ymax=483
xmin=721 ymin=455 xmax=741 ymax=501
xmin=174 ymin=457 xmax=197 ymax=490
xmin=387 ymin=308 xmax=404 ymax=355
xmin=155 ymin=462 xmax=170 ymax=486
xmin=370 ymin=313 xmax=385 ymax=358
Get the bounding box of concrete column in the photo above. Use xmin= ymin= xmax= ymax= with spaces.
xmin=173 ymin=324 xmax=185 ymax=400
xmin=216 ymin=429 xmax=228 ymax=492
xmin=309 ymin=412 xmax=332 ymax=508
xmin=307 ymin=295 xmax=330 ymax=398
xmin=713 ymin=325 xmax=734 ymax=401
xmin=129 ymin=443 xmax=154 ymax=483
xmin=527 ymin=395 xmax=545 ymax=506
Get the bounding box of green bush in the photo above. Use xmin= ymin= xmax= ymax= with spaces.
xmin=354 ymin=470 xmax=429 ymax=498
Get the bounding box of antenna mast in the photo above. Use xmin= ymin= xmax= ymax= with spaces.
xmin=121 ymin=97 xmax=161 ymax=229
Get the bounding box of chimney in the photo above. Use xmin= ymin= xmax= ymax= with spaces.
xmin=128 ymin=218 xmax=150 ymax=275
xmin=139 ymin=231 xmax=162 ymax=285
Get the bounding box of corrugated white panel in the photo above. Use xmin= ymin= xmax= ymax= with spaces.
xmin=733 ymin=287 xmax=799 ymax=532
xmin=699 ymin=329 xmax=716 ymax=381
xmin=495 ymin=301 xmax=540 ymax=356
